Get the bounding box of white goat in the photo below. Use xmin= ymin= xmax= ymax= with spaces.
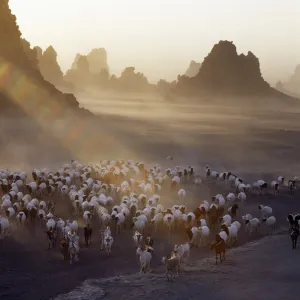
xmin=16 ymin=212 xmax=26 ymax=226
xmin=178 ymin=189 xmax=186 ymax=201
xmin=226 ymin=193 xmax=236 ymax=205
xmin=163 ymin=214 xmax=174 ymax=236
xmin=133 ymin=231 xmax=143 ymax=247
xmin=136 ymin=246 xmax=152 ymax=273
xmin=199 ymin=225 xmax=210 ymax=246
xmin=270 ymin=181 xmax=279 ymax=196
xmin=237 ymin=192 xmax=247 ymax=206
xmin=258 ymin=205 xmax=273 ymax=218
xmin=0 ymin=217 xmax=9 ymax=236
xmin=162 ymin=253 xmax=180 ymax=281
xmin=174 ymin=242 xmax=190 ymax=263
xmin=245 ymin=218 xmax=260 ymax=236
xmin=104 ymin=234 xmax=114 ymax=256
xmin=261 ymin=216 xmax=276 ymax=234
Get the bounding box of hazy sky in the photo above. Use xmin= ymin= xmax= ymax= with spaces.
xmin=10 ymin=0 xmax=300 ymax=84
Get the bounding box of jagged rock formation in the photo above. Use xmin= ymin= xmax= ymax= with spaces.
xmin=70 ymin=49 xmax=109 ymax=74
xmin=77 ymin=55 xmax=90 ymax=74
xmin=156 ymin=79 xmax=177 ymax=102
xmin=176 ymin=40 xmax=271 ymax=95
xmin=0 ymin=0 xmax=94 ymax=166
xmin=277 ymin=65 xmax=300 ymax=96
xmin=87 ymin=48 xmax=109 ymax=74
xmin=65 ymin=54 xmax=91 ymax=88
xmin=0 ymin=0 xmax=33 ymax=71
xmin=0 ymin=0 xmax=91 ymax=116
xmin=96 ymin=69 xmax=110 ymax=85
xmin=275 ymin=79 xmax=300 ymax=99
xmin=34 ymin=46 xmax=43 ymax=63
xmin=184 ymin=60 xmax=201 ymax=77
xmin=109 ymin=67 xmax=149 ymax=92
xmin=70 ymin=53 xmax=82 ymax=70
xmin=66 ymin=49 xmax=109 ymax=90
xmin=38 ymin=46 xmax=64 ymax=86
xmin=21 ymin=38 xmax=39 ymax=71
xmin=33 ymin=45 xmax=73 ymax=91
xmin=65 ymin=50 xmax=151 ymax=92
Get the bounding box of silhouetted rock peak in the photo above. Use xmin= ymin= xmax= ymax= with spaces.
xmin=0 ymin=1 xmax=91 ymax=116
xmin=184 ymin=60 xmax=201 ymax=77
xmin=0 ymin=0 xmax=39 ymax=75
xmin=192 ymin=40 xmax=270 ymax=94
xmin=38 ymin=45 xmax=64 ymax=86
xmin=70 ymin=54 xmax=90 ymax=73
xmin=21 ymin=38 xmax=39 ymax=71
xmin=87 ymin=48 xmax=109 ymax=73
xmin=77 ymin=55 xmax=89 ymax=73
xmin=113 ymin=66 xmax=149 ymax=91
xmin=290 ymin=64 xmax=300 ymax=84
xmin=277 ymin=64 xmax=300 ymax=97
xmin=34 ymin=46 xmax=43 ymax=63
xmin=65 ymin=54 xmax=91 ymax=88
xmin=71 ymin=53 xmax=82 ymax=70
xmin=70 ymin=48 xmax=109 ymax=74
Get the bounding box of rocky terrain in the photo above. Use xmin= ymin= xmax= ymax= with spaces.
xmin=276 ymin=65 xmax=300 ymax=98
xmin=184 ymin=60 xmax=202 ymax=77
xmin=175 ymin=40 xmax=298 ymax=103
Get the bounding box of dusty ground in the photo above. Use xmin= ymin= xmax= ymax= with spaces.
xmin=54 ymin=233 xmax=300 ymax=300
xmin=1 ymin=95 xmax=300 ymax=300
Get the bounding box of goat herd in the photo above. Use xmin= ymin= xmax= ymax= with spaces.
xmin=0 ymin=159 xmax=299 ymax=281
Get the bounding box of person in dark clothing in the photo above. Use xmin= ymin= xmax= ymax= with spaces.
xmin=185 ymin=223 xmax=193 ymax=241
xmin=84 ymin=223 xmax=92 ymax=247
xmin=46 ymin=226 xmax=56 ymax=249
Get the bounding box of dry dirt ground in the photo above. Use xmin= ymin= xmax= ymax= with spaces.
xmin=1 ymin=95 xmax=300 ymax=300
xmin=54 ymin=234 xmax=300 ymax=300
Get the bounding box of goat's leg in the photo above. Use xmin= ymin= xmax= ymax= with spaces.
xmin=178 ymin=264 xmax=181 ymax=274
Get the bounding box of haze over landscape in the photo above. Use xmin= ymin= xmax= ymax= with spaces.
xmin=1 ymin=1 xmax=300 ymax=300
xmin=10 ymin=0 xmax=300 ymax=84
